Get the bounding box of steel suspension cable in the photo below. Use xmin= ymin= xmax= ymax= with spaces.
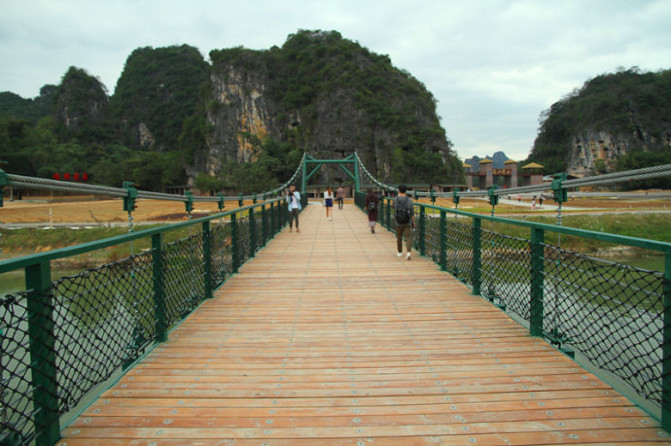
xmin=2 ymin=154 xmax=308 ymax=205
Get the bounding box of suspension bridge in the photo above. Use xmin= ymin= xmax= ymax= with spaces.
xmin=1 ymin=154 xmax=671 ymax=444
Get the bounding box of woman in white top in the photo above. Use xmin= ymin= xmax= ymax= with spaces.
xmin=323 ymin=186 xmax=334 ymax=220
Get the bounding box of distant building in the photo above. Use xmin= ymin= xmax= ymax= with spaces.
xmin=520 ymin=162 xmax=544 ymax=186
xmin=464 ymin=158 xmax=520 ymax=189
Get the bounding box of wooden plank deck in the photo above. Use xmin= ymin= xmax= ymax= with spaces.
xmin=58 ymin=203 xmax=671 ymax=445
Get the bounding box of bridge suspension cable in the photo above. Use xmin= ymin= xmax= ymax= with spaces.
xmin=353 ymin=153 xmax=671 ymax=199
xmin=0 ymin=153 xmax=307 ymax=207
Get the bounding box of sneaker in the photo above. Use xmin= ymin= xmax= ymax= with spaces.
xmin=296 ymin=228 xmax=300 ymax=233
xmin=406 ymin=253 xmax=411 ymax=260
xmin=397 ymin=252 xmax=402 ymax=257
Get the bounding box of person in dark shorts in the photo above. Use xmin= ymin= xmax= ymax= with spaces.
xmin=323 ymin=186 xmax=334 ymax=220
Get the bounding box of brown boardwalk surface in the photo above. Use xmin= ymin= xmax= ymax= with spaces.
xmin=59 ymin=204 xmax=671 ymax=445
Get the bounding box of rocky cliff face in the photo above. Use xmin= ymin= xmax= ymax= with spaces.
xmin=530 ymin=67 xmax=671 ymax=176
xmin=207 ymin=65 xmax=280 ymax=172
xmin=568 ymin=127 xmax=671 ymax=176
xmin=53 ymin=67 xmax=109 ymax=140
xmin=204 ymin=63 xmax=456 ymax=184
xmin=203 ymin=30 xmax=462 ymax=185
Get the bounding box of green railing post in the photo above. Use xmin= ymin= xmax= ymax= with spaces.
xmin=202 ymin=221 xmax=213 ymax=299
xmin=472 ymin=217 xmax=481 ymax=295
xmin=25 ymin=261 xmax=60 ymax=445
xmin=249 ymin=207 xmax=256 ymax=257
xmin=270 ymin=201 xmax=277 ymax=235
xmin=152 ymin=233 xmax=167 ymax=342
xmin=377 ymin=196 xmax=382 ymax=226
xmin=354 ymin=157 xmax=360 ymax=193
xmin=231 ymin=213 xmax=239 ymax=274
xmin=440 ymin=210 xmax=447 ymax=271
xmin=261 ymin=204 xmax=267 ymax=247
xmin=419 ymin=205 xmax=426 ymax=256
xmin=530 ymin=227 xmax=545 ymax=337
xmin=663 ymin=251 xmax=671 ymax=431
xmin=385 ymin=198 xmax=391 ymax=229
xmin=380 ymin=197 xmax=386 ymax=228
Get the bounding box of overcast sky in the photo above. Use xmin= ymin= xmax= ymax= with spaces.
xmin=1 ymin=0 xmax=670 ymax=162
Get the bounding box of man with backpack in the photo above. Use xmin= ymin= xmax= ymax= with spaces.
xmin=393 ymin=184 xmax=415 ymax=260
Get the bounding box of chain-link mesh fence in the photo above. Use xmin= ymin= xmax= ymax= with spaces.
xmin=444 ymin=218 xmax=475 ymax=285
xmin=163 ymin=232 xmax=206 ymax=322
xmin=423 ymin=211 xmax=441 ymax=264
xmin=541 ymin=245 xmax=665 ymax=406
xmin=0 ymin=198 xmax=291 ymax=445
xmin=480 ymin=229 xmax=532 ymax=317
xmin=2 ymin=290 xmax=43 ymax=445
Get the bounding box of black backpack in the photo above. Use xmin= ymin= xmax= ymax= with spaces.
xmin=367 ymin=201 xmax=377 ymax=212
xmin=395 ymin=197 xmax=413 ymax=225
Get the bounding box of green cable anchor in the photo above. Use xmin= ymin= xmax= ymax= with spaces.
xmin=487 ymin=185 xmax=499 ymax=217
xmin=552 ymin=173 xmax=568 ymax=226
xmin=238 ymin=193 xmax=244 ymax=208
xmin=184 ymin=191 xmax=194 ymax=218
xmin=122 ymin=181 xmax=138 ymax=232
xmin=253 ymin=193 xmax=257 ymax=204
xmin=430 ymin=189 xmax=436 ymax=205
xmin=217 ymin=194 xmax=225 ymax=212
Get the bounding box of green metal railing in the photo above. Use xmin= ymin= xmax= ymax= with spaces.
xmin=0 ymin=197 xmax=300 ymax=445
xmin=356 ymin=191 xmax=671 ymax=430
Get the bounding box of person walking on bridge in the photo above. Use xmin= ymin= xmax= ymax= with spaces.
xmin=324 ymin=186 xmax=334 ymax=220
xmin=393 ymin=184 xmax=415 ymax=260
xmin=336 ymin=186 xmax=345 ymax=210
xmin=287 ymin=185 xmax=301 ymax=232
xmin=364 ymin=188 xmax=379 ymax=233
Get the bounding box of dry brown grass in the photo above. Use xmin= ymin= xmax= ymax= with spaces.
xmin=1 ymin=193 xmax=669 ymax=225
xmin=0 ymin=198 xmax=254 ymax=224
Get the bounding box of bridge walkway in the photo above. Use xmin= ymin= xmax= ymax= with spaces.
xmin=58 ymin=204 xmax=670 ymax=444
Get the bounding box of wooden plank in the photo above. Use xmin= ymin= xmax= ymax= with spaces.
xmin=58 ymin=204 xmax=671 ymax=445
